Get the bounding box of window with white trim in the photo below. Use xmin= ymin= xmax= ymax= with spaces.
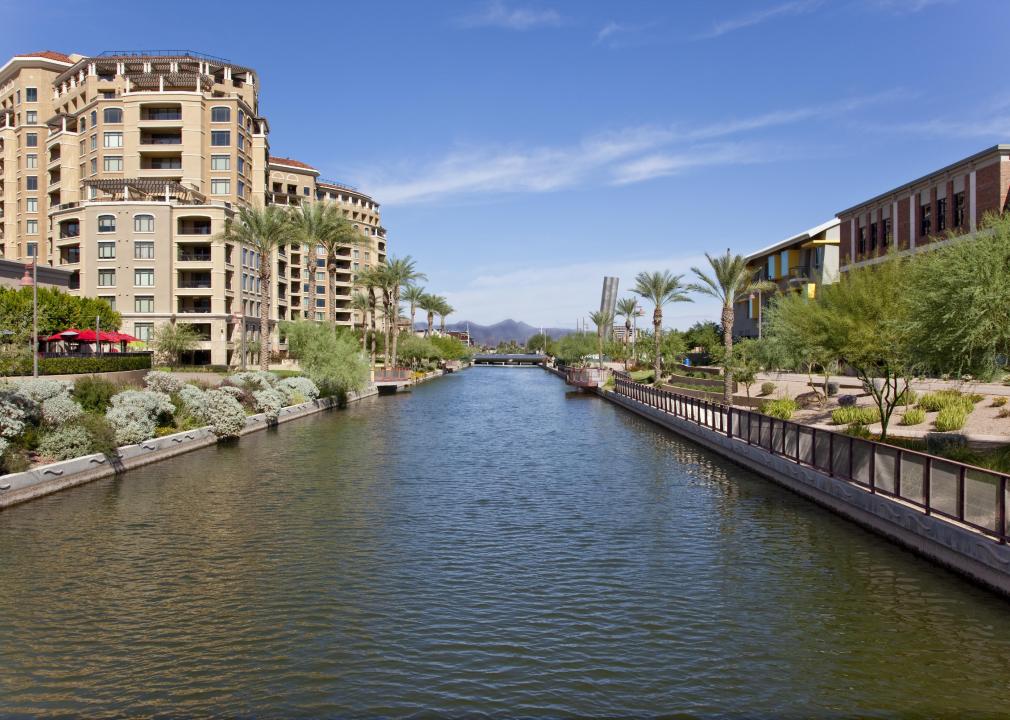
xmin=98 ymin=269 xmax=116 ymax=287
xmin=104 ymin=132 xmax=123 ymax=148
xmin=211 ymin=155 xmax=230 ymax=170
xmin=210 ymin=179 xmax=230 ymax=195
xmin=134 ymin=269 xmax=154 ymax=286
xmin=134 ymin=241 xmax=154 ymax=260
xmin=134 ymin=214 xmax=154 ymax=233
xmin=103 ymin=156 xmax=123 ymax=172
xmin=97 ymin=215 xmax=116 ymax=233
xmin=98 ymin=241 xmax=116 ymax=259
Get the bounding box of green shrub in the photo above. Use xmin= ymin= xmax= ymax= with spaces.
xmin=74 ymin=376 xmax=119 ymax=413
xmin=918 ymin=390 xmax=975 ymax=414
xmin=900 ymin=407 xmax=926 ymax=426
xmin=759 ymin=382 xmax=776 ymax=396
xmin=36 ymin=354 xmax=151 ymax=375
xmin=831 ymin=405 xmax=880 ymax=425
xmin=992 ymin=396 xmax=1007 ymax=407
xmin=77 ymin=413 xmax=118 ymax=455
xmin=37 ymin=425 xmax=93 ymax=461
xmin=844 ymin=423 xmax=873 ymax=439
xmin=761 ymin=398 xmax=797 ymax=420
xmin=896 ymin=388 xmax=918 ymax=406
xmin=934 ymin=406 xmax=968 ymax=432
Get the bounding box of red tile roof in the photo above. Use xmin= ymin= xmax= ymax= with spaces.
xmin=16 ymin=51 xmax=73 ymax=63
xmin=269 ymin=156 xmax=316 ymax=171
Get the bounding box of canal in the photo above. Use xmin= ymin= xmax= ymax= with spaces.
xmin=1 ymin=367 xmax=1009 ymax=717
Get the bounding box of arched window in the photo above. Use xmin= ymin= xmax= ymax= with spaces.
xmin=211 ymin=106 xmax=231 ymax=123
xmin=103 ymin=108 xmax=122 ymax=123
xmin=134 ymin=214 xmax=154 ymax=233
xmin=90 ymin=110 xmax=97 ymax=125
xmin=97 ymin=214 xmax=116 ymax=233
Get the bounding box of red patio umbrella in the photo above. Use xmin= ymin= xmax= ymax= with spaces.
xmin=44 ymin=329 xmax=81 ymax=342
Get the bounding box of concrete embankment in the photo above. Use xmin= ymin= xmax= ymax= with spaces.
xmin=555 ymin=368 xmax=1010 ymax=598
xmin=0 ymin=386 xmax=378 ymax=510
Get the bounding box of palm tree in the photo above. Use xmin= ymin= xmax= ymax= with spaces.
xmin=437 ymin=298 xmax=454 ymax=334
xmin=589 ymin=310 xmax=612 ymax=370
xmin=403 ymin=284 xmax=426 ymax=331
xmin=632 ymin=270 xmax=692 ymax=383
xmin=384 ymin=256 xmax=427 ymax=370
xmin=215 ymin=204 xmax=294 ymax=370
xmin=357 ymin=267 xmax=382 ymax=374
xmin=291 ymin=203 xmax=362 ymax=328
xmin=350 ymin=291 xmax=370 ymax=351
xmin=615 ymin=297 xmax=639 ymax=370
xmin=688 ymin=250 xmax=774 ymax=404
xmin=418 ymin=293 xmax=439 ymax=336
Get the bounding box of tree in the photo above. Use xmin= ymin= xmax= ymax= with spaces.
xmin=767 ymin=255 xmax=915 ymax=439
xmin=290 ymin=203 xmax=362 ymax=329
xmin=397 ymin=335 xmax=440 ymax=369
xmin=632 ymin=271 xmax=692 ymax=383
xmin=349 ymin=292 xmax=370 ymax=351
xmin=526 ymin=332 xmax=553 ymax=354
xmin=0 ymin=287 xmax=120 ymax=344
xmin=437 ymin=298 xmax=454 ymax=334
xmin=151 ymin=322 xmax=200 ymax=368
xmin=552 ymin=332 xmax=597 ymax=366
xmin=588 ymin=310 xmax=613 ymax=370
xmin=402 ymin=284 xmax=426 ymax=331
xmin=615 ymin=297 xmax=640 ymax=370
xmin=215 ymin=204 xmax=294 ymax=370
xmin=725 ymin=338 xmax=762 ymax=399
xmin=357 ymin=267 xmax=382 ymax=373
xmin=419 ymin=293 xmax=441 ymax=336
xmin=689 ymin=250 xmax=774 ymax=404
xmin=384 ymin=256 xmax=427 ymax=373
xmin=903 ymin=212 xmax=1010 ymax=380
xmin=282 ymin=321 xmax=369 ymax=397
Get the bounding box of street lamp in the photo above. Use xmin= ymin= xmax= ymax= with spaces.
xmin=20 ymin=256 xmax=37 ymax=378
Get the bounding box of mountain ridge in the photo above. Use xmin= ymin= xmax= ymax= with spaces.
xmin=414 ymin=319 xmax=574 ymax=346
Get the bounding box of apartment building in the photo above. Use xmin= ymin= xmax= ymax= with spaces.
xmin=267 ymin=157 xmax=387 ymax=328
xmin=0 ymin=50 xmax=388 ymax=366
xmin=733 ymin=218 xmax=840 ymax=339
xmin=837 ymin=145 xmax=1010 ymax=271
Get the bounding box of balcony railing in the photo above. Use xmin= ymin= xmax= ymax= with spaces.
xmin=178 ymin=279 xmax=212 ymax=289
xmin=178 ymin=252 xmax=211 ymax=262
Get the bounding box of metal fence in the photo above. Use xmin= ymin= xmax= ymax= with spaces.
xmin=613 ymin=373 xmax=1009 ymax=544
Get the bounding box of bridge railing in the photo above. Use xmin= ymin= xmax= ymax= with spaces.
xmin=612 ymin=372 xmax=1009 ymax=545
xmin=374 ymin=368 xmax=412 ymax=382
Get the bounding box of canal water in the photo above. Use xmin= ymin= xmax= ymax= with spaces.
xmin=1 ymin=367 xmax=1009 ymax=717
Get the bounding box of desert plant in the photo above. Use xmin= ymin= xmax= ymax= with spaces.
xmin=761 ymin=398 xmax=797 ymax=420
xmin=838 ymin=394 xmax=858 ymax=407
xmin=900 ymin=407 xmax=926 ymax=426
xmin=73 ymin=376 xmax=119 ymax=413
xmin=78 ymin=413 xmax=118 ymax=455
xmin=918 ymin=390 xmax=975 ymax=414
xmin=896 ymin=388 xmax=918 ymax=406
xmin=145 ymin=370 xmax=184 ymax=395
xmin=40 ymin=394 xmax=84 ymax=426
xmin=277 ymin=376 xmax=319 ymax=403
xmin=150 ymin=322 xmax=201 ymax=368
xmin=203 ymin=389 xmax=247 ymax=438
xmin=105 ymin=404 xmax=157 ymax=445
xmin=826 ymin=382 xmax=839 ymax=397
xmin=844 ymin=423 xmax=873 ymax=439
xmin=934 ymin=406 xmax=968 ymax=432
xmin=253 ymin=388 xmax=286 ymax=422
xmin=37 ymin=425 xmax=93 ymax=461
xmin=0 ymin=391 xmax=38 ymax=440
xmin=109 ymin=390 xmax=175 ymax=423
xmin=759 ymin=382 xmax=776 ymax=396
xmin=10 ymin=378 xmax=72 ymax=403
xmin=831 ymin=405 xmax=880 ymax=426
xmin=992 ymin=396 xmax=1008 ymax=407
xmin=998 ymin=407 xmax=1010 ymax=419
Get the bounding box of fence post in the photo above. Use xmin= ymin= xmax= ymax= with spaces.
xmin=727 ymin=407 xmax=733 ymax=439
xmin=924 ymin=457 xmax=932 ymax=515
xmin=828 ymin=432 xmax=834 ymax=476
xmin=957 ymin=466 xmax=966 ymax=522
xmin=869 ymin=442 xmax=876 ymax=493
xmin=999 ymin=476 xmax=1007 ymax=544
xmin=895 ymin=450 xmax=902 ymax=498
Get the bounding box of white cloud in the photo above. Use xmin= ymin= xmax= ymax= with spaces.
xmin=361 ymin=91 xmax=901 ymax=205
xmin=596 ymin=21 xmax=625 ymax=43
xmin=456 ymin=1 xmax=561 ymax=30
xmin=868 ymin=0 xmax=954 ymax=14
xmin=443 ymin=255 xmax=724 ymax=329
xmin=698 ymin=0 xmax=822 ymax=39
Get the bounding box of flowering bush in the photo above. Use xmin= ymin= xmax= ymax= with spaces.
xmin=203 ymin=390 xmax=247 ymax=438
xmin=0 ymin=391 xmax=38 ymax=439
xmin=109 ymin=390 xmax=175 ymax=423
xmin=253 ymin=388 xmax=285 ymax=422
xmin=145 ymin=371 xmax=183 ymax=395
xmin=37 ymin=425 xmax=93 ymax=461
xmin=10 ymin=378 xmax=72 ymax=403
xmin=41 ymin=394 xmax=84 ymax=426
xmin=106 ymin=404 xmax=157 ymax=445
xmin=278 ymin=376 xmax=319 ymax=403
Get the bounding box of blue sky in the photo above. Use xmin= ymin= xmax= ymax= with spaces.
xmin=5 ymin=0 xmax=1008 ymax=328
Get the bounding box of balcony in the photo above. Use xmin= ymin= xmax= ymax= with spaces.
xmin=178 ymin=272 xmax=213 ymax=290
xmin=140 ymin=131 xmax=182 ymax=146
xmin=59 ymin=221 xmax=80 ymax=240
xmin=178 ymin=248 xmax=212 ymax=263
xmin=59 ymin=246 xmax=80 ymax=265
xmin=177 ymin=217 xmax=212 ymax=235
xmin=177 ymin=298 xmax=212 ymax=314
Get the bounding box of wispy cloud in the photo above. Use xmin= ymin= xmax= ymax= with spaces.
xmin=698 ymin=0 xmax=822 ymax=39
xmin=867 ymin=0 xmax=954 ymax=14
xmin=363 ymin=91 xmax=901 ymax=205
xmin=456 ymin=1 xmax=562 ymax=30
xmin=444 ymin=255 xmax=723 ymax=328
xmin=594 ymin=20 xmax=661 ymax=49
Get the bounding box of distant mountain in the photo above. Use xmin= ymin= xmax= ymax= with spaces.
xmin=414 ymin=319 xmax=573 ymax=346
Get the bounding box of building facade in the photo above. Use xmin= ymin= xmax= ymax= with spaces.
xmin=837 ymin=145 xmax=1010 ymax=272
xmin=0 ymin=50 xmax=388 ymax=365
xmin=733 ymin=219 xmax=840 ymax=339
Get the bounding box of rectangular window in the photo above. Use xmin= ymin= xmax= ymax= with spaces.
xmin=25 ymin=111 xmax=37 ymax=124
xmin=316 ymin=271 xmax=326 ymax=282
xmin=211 ymin=155 xmax=230 ymax=170
xmin=883 ymin=218 xmax=892 ymax=247
xmin=315 ymin=285 xmax=324 ymax=294
xmin=99 ymin=295 xmax=115 ymax=311
xmin=237 ymin=181 xmax=245 ymax=197
xmin=134 ymin=269 xmax=155 ymax=287
xmin=90 ymin=134 xmax=98 ymax=150
xmin=210 ymin=131 xmax=230 ymax=146
xmin=25 ymin=87 xmax=37 ymax=102
xmin=26 ymin=220 xmax=38 ymax=235
xmin=103 ymin=156 xmax=123 ymax=172
xmin=920 ymin=204 xmax=931 ymax=237
xmin=26 ymin=175 xmax=38 ymax=191
xmin=134 ymin=322 xmax=153 ymax=342
xmin=104 ymin=132 xmax=123 ymax=148
xmin=210 ymin=179 xmax=230 ymax=195
xmin=98 ymin=241 xmax=116 ymax=259
xmin=954 ymin=191 xmax=966 ymax=227
xmin=134 ymin=215 xmax=154 ymax=233
xmin=90 ymin=158 xmax=97 ymax=175
xmin=237 ymin=157 xmax=244 ymax=174
xmin=26 ymin=242 xmax=37 ymax=257
xmin=211 ymin=107 xmax=231 ymax=122
xmin=134 ymin=296 xmax=154 ymax=313
xmin=936 ymin=197 xmax=947 ymax=232
xmin=134 ymin=241 xmax=155 ymax=259
xmin=26 ymin=198 xmax=37 ymax=213
xmin=869 ymin=223 xmax=877 ymax=251
xmin=26 ymin=154 xmax=37 ymax=169
xmin=98 ymin=269 xmax=116 ymax=287
xmin=858 ymin=227 xmax=866 ymax=255
xmin=237 ymin=134 xmax=244 ymax=149
xmin=103 ymin=108 xmax=122 ymax=123
xmin=26 ymin=132 xmax=37 ymax=147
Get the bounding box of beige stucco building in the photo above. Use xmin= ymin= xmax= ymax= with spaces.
xmin=0 ymin=50 xmax=388 ymax=365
